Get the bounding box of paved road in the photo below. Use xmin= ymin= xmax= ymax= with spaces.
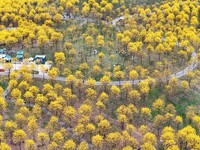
xmin=43 ymin=55 xmax=199 ymax=86
xmin=0 ymin=53 xmax=198 ymax=86
xmin=1 ymin=13 xmax=198 ymax=86
xmin=1 ymin=3 xmax=198 ymax=148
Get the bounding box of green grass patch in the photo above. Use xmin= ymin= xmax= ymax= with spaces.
xmin=175 ymin=92 xmax=200 ymax=119
xmin=0 ymin=81 xmax=8 ymax=89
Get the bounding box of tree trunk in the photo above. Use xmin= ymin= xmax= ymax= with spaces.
xmin=19 ymin=143 xmax=22 ymax=150
xmin=158 ymin=53 xmax=161 ymax=61
xmin=148 ymin=54 xmax=151 ymax=64
xmin=43 ymin=73 xmax=44 ymax=81
xmin=41 ymin=46 xmax=45 ymax=54
xmin=104 ymin=85 xmax=107 ymax=93
xmin=10 ymin=133 xmax=13 ymax=144
xmin=71 ymin=84 xmax=74 ymax=94
xmin=55 ymin=42 xmax=58 ymax=51
xmin=78 ymin=89 xmax=81 ymax=101
xmin=121 ymin=123 xmax=124 ymax=130
xmin=8 ymin=70 xmax=10 ymax=81
xmin=132 ymin=55 xmax=134 ymax=65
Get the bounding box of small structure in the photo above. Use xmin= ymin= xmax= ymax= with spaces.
xmin=0 ymin=49 xmax=6 ymax=55
xmin=34 ymin=55 xmax=46 ymax=64
xmin=4 ymin=55 xmax=11 ymax=62
xmin=0 ymin=54 xmax=6 ymax=59
xmin=0 ymin=49 xmax=11 ymax=62
xmin=16 ymin=50 xmax=24 ymax=61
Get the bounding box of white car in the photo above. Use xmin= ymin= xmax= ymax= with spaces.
xmin=0 ymin=54 xmax=6 ymax=59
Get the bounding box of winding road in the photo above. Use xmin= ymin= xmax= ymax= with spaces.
xmin=0 ymin=4 xmax=199 ymax=149
xmin=0 ymin=15 xmax=199 ymax=86
xmin=0 ymin=51 xmax=198 ymax=86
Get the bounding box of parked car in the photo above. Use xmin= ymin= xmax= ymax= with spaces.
xmin=0 ymin=49 xmax=6 ymax=55
xmin=16 ymin=50 xmax=24 ymax=61
xmin=34 ymin=55 xmax=46 ymax=64
xmin=0 ymin=54 xmax=6 ymax=59
xmin=0 ymin=69 xmax=5 ymax=72
xmin=5 ymin=55 xmax=11 ymax=62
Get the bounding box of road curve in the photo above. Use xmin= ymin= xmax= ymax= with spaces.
xmin=0 ymin=52 xmax=198 ymax=86
xmin=1 ymin=4 xmax=199 ymax=149
xmin=0 ymin=15 xmax=199 ymax=86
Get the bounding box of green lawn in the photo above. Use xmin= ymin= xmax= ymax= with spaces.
xmin=0 ymin=78 xmax=8 ymax=89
